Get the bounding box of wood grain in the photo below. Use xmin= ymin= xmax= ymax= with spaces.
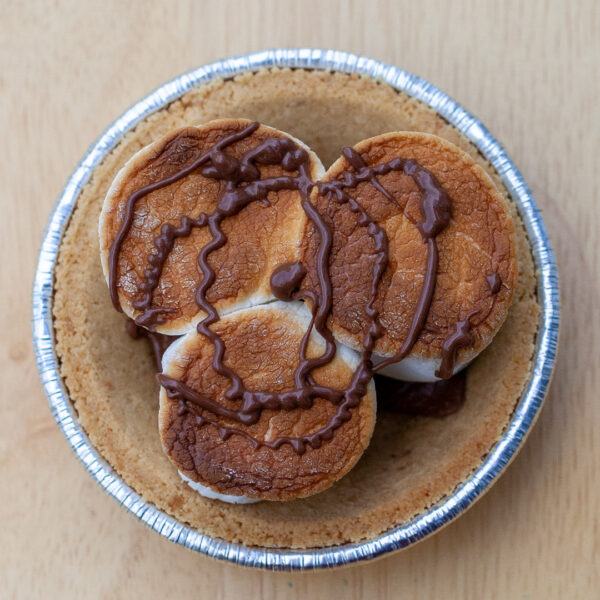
xmin=1 ymin=0 xmax=598 ymax=597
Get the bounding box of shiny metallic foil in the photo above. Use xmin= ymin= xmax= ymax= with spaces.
xmin=32 ymin=49 xmax=559 ymax=570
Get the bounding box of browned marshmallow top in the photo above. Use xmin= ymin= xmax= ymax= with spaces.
xmin=99 ymin=119 xmax=323 ymax=334
xmin=101 ymin=120 xmax=517 ymax=503
xmin=301 ymin=132 xmax=517 ymax=366
xmin=158 ymin=303 xmax=376 ymax=501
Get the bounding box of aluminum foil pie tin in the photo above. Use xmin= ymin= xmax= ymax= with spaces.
xmin=32 ymin=49 xmax=559 ymax=570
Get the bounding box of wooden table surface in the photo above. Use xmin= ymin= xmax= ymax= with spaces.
xmin=2 ymin=1 xmax=598 ymax=598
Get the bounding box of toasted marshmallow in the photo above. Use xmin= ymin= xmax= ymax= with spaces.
xmin=158 ymin=301 xmax=376 ymax=502
xmin=99 ymin=119 xmax=325 ymax=335
xmin=301 ymin=132 xmax=518 ymax=381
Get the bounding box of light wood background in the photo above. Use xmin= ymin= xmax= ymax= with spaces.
xmin=2 ymin=1 xmax=598 ymax=598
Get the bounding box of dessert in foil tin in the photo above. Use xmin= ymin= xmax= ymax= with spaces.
xmin=54 ymin=69 xmax=539 ymax=546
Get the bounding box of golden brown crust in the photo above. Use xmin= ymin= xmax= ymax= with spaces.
xmin=99 ymin=118 xmax=323 ymax=334
xmin=158 ymin=303 xmax=376 ymax=501
xmin=53 ymin=68 xmax=540 ymax=548
xmin=302 ymin=132 xmax=517 ymax=362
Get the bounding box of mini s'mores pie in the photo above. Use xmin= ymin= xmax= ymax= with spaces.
xmin=301 ymin=132 xmax=518 ymax=381
xmin=99 ymin=119 xmax=325 ymax=335
xmin=158 ymin=302 xmax=376 ymax=502
xmin=54 ymin=69 xmax=540 ymax=544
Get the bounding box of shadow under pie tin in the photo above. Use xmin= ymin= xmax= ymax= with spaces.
xmin=32 ymin=49 xmax=559 ymax=570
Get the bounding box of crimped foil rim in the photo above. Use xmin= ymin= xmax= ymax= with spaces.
xmin=31 ymin=49 xmax=559 ymax=571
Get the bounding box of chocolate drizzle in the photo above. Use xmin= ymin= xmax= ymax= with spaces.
xmin=270 ymin=261 xmax=307 ymax=302
xmin=434 ymin=312 xmax=477 ymax=380
xmin=432 ymin=269 xmax=504 ymax=379
xmin=109 ymin=121 xmax=463 ymax=454
xmin=125 ymin=319 xmax=178 ymax=372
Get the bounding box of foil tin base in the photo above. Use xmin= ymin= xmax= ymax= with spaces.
xmin=31 ymin=49 xmax=559 ymax=570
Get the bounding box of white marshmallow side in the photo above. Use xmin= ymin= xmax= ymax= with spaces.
xmin=179 ymin=472 xmax=260 ymax=504
xmin=332 ymin=328 xmax=473 ymax=382
xmin=372 ymin=353 xmax=471 ymax=382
